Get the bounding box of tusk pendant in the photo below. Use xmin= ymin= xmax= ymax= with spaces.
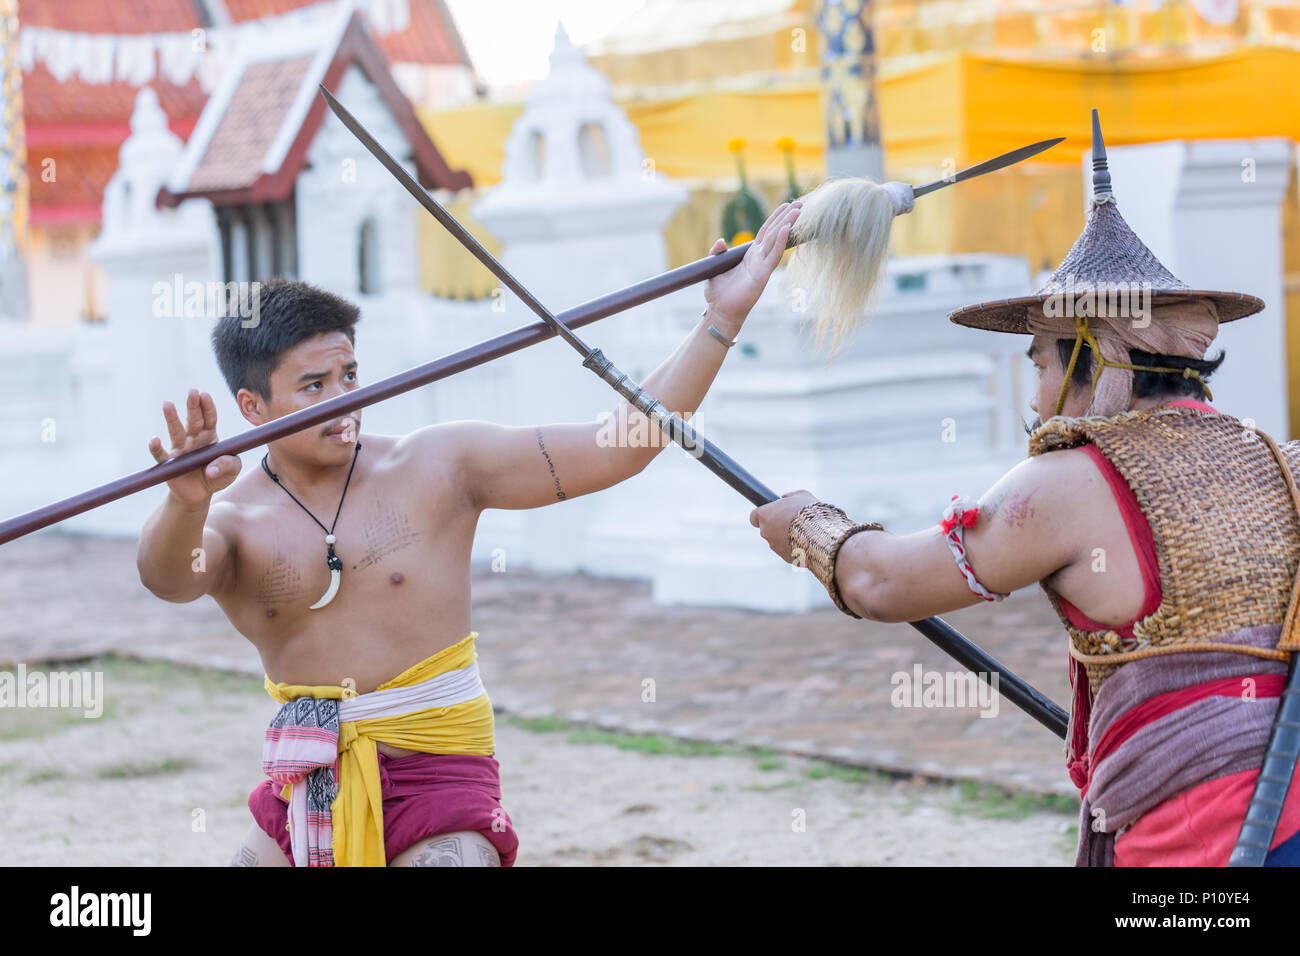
xmin=310 ymin=546 xmax=343 ymax=610
xmin=309 ymin=566 xmax=341 ymax=610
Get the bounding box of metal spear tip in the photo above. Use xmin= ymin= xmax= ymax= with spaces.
xmin=911 ymin=136 xmax=1066 ymax=198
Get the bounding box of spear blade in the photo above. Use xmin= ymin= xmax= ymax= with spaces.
xmin=915 ymin=136 xmax=1066 ymax=197
xmin=912 ymin=137 xmax=1065 ymax=198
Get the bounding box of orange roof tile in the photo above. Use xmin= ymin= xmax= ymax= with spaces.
xmin=222 ymin=0 xmax=472 ymax=66
xmin=16 ymin=0 xmax=200 ymax=33
xmin=27 ymin=142 xmax=121 ymax=225
xmin=19 ymin=0 xmax=475 ymax=216
xmin=186 ymin=56 xmax=313 ymax=193
xmin=162 ymin=11 xmax=472 ymax=206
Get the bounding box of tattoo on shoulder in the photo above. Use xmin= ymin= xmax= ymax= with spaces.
xmin=993 ymin=487 xmax=1038 ymax=528
xmin=534 ymin=427 xmax=566 ymax=501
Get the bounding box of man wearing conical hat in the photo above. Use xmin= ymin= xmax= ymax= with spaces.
xmin=750 ymin=111 xmax=1300 ymax=866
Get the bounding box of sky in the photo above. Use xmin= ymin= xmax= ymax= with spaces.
xmin=444 ymin=0 xmax=648 ymax=92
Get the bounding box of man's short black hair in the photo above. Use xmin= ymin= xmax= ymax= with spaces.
xmin=212 ymin=279 xmax=359 ymax=402
xmin=1055 ymin=338 xmax=1225 ymax=401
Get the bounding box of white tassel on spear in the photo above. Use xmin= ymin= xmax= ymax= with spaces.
xmin=787 ymin=177 xmax=913 ymax=356
xmin=781 ymin=138 xmax=1066 ymax=357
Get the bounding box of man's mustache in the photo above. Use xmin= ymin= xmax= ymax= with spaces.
xmin=1022 ymin=415 xmax=1041 ymax=435
xmin=323 ymin=416 xmax=360 ymax=436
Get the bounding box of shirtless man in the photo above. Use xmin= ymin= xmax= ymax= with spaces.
xmin=136 ymin=200 xmax=802 ymax=867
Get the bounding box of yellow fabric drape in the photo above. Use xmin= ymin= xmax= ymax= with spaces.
xmin=263 ymin=632 xmax=495 ymax=867
xmin=419 ymin=48 xmax=1300 ymax=186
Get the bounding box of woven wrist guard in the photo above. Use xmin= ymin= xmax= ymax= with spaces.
xmin=788 ymin=502 xmax=883 ymax=618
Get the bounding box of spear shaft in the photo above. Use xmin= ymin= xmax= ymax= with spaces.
xmin=322 ymin=87 xmax=1070 ymax=740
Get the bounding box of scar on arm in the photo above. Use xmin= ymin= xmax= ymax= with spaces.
xmin=534 ymin=426 xmax=566 ymax=501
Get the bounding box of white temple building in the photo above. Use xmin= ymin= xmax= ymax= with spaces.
xmin=0 ymin=11 xmax=1292 ymax=614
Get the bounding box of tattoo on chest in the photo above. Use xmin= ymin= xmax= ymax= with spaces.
xmin=254 ymin=546 xmax=307 ymax=605
xmin=351 ymin=502 xmax=421 ymax=571
xmin=535 ymin=427 xmax=566 ymax=501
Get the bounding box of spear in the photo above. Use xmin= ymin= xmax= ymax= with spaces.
xmin=0 ymin=137 xmax=1062 ymax=548
xmin=0 ymin=252 xmax=774 ymax=547
xmin=321 ymin=86 xmax=1070 ymax=740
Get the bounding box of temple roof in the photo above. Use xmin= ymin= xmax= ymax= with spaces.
xmin=158 ymin=9 xmax=471 ymax=207
xmin=19 ymin=0 xmax=475 ymax=224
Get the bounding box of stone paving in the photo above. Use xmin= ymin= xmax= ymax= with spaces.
xmin=0 ymin=531 xmax=1077 ymax=794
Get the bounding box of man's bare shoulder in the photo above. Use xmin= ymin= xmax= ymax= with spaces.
xmin=397 ymin=421 xmax=498 ymax=482
xmin=398 ymin=420 xmax=496 ymax=455
xmin=977 ymin=445 xmax=1108 ymax=532
xmin=395 ymin=423 xmax=492 ymax=510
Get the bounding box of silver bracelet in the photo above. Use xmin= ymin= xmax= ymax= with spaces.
xmin=702 ymin=308 xmax=736 ymax=349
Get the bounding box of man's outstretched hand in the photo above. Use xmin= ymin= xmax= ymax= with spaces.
xmin=148 ymin=388 xmax=241 ymax=508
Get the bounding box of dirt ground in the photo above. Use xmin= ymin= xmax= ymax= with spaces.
xmin=0 ymin=656 xmax=1076 ymax=866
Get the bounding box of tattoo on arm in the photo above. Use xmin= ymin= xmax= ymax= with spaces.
xmin=230 ymin=845 xmax=258 ymax=867
xmin=411 ymin=836 xmax=465 ymax=867
xmin=534 ymin=427 xmax=566 ymax=501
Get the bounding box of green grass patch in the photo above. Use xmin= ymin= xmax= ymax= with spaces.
xmin=96 ymin=757 xmax=197 ymax=780
xmin=24 ymin=768 xmax=65 ymax=784
xmin=945 ymin=779 xmax=1079 ymax=820
xmin=502 ymin=714 xmax=1071 ymax=816
xmin=96 ymin=654 xmax=261 ymax=697
xmin=802 ymin=764 xmax=889 ymax=786
xmin=564 ymin=727 xmax=728 ymax=757
xmin=506 ymin=714 xmax=575 ymax=734
xmin=506 ymin=714 xmax=739 ymax=757
xmin=0 ymin=703 xmax=101 ymax=741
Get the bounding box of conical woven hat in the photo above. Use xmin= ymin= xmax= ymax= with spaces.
xmin=949 ymin=111 xmax=1264 ymax=334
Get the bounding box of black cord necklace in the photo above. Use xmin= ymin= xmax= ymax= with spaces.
xmin=261 ymin=440 xmax=362 ymax=610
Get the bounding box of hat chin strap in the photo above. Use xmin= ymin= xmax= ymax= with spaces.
xmin=1052 ymin=314 xmax=1213 ymax=418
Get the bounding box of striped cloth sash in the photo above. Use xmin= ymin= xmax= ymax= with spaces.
xmin=262 ymin=659 xmax=487 ymax=867
xmin=1073 ymin=624 xmax=1288 ymax=866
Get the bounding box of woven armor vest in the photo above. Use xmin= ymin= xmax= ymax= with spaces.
xmin=1027 ymin=404 xmax=1300 ymax=695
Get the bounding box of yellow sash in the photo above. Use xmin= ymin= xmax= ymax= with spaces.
xmin=263 ymin=632 xmax=495 ymax=866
